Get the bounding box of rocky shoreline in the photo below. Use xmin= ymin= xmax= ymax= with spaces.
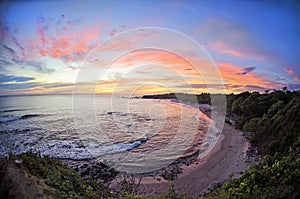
xmin=61 ymin=159 xmax=119 ymax=183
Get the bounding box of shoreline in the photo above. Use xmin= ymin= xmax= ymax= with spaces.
xmin=136 ymin=122 xmax=252 ymax=196
xmin=109 ymin=100 xmax=255 ymax=196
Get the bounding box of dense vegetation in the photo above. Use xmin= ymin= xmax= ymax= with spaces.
xmin=227 ymin=90 xmax=300 ymax=156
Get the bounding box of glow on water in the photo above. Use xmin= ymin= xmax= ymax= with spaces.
xmin=0 ymin=95 xmax=212 ymax=169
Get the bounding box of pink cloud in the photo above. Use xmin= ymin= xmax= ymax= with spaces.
xmin=283 ymin=67 xmax=300 ymax=83
xmin=294 ymin=76 xmax=300 ymax=82
xmin=284 ymin=67 xmax=294 ymax=75
xmin=31 ymin=15 xmax=102 ymax=61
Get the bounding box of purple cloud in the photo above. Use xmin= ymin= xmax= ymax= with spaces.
xmin=237 ymin=66 xmax=256 ymax=75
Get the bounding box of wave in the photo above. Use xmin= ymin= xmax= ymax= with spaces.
xmin=0 ymin=116 xmax=22 ymax=123
xmin=107 ymin=111 xmax=128 ymax=116
xmin=100 ymin=136 xmax=148 ymax=154
xmin=35 ymin=136 xmax=148 ymax=161
xmin=21 ymin=114 xmax=43 ymax=119
xmin=0 ymin=114 xmax=43 ymax=123
xmin=0 ymin=108 xmax=31 ymax=113
xmin=35 ymin=141 xmax=94 ymax=161
xmin=83 ymin=136 xmax=148 ymax=159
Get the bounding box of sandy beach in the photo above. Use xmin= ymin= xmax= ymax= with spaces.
xmin=137 ymin=122 xmax=251 ymax=196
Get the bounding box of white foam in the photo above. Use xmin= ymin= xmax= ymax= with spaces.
xmin=0 ymin=116 xmax=21 ymax=123
xmin=33 ymin=136 xmax=148 ymax=160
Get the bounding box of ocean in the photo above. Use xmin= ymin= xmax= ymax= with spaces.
xmin=0 ymin=95 xmax=217 ymax=173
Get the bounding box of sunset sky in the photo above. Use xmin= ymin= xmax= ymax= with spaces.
xmin=0 ymin=0 xmax=300 ymax=95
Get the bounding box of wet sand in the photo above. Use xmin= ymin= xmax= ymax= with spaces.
xmin=137 ymin=123 xmax=250 ymax=196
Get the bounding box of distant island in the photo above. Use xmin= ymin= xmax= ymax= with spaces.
xmin=1 ymin=89 xmax=299 ymax=199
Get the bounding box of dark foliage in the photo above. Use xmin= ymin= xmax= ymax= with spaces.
xmin=227 ymin=90 xmax=300 ymax=155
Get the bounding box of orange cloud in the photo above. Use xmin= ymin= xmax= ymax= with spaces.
xmin=87 ymin=49 xmax=226 ymax=94
xmin=111 ymin=49 xmax=215 ymax=79
xmin=218 ymin=62 xmax=282 ymax=90
xmin=95 ymin=77 xmax=180 ymax=94
xmin=117 ymin=50 xmax=189 ymax=66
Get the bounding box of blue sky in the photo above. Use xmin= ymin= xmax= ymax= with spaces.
xmin=0 ymin=0 xmax=300 ymax=95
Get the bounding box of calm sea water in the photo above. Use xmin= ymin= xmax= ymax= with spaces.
xmin=0 ymin=95 xmax=216 ymax=172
